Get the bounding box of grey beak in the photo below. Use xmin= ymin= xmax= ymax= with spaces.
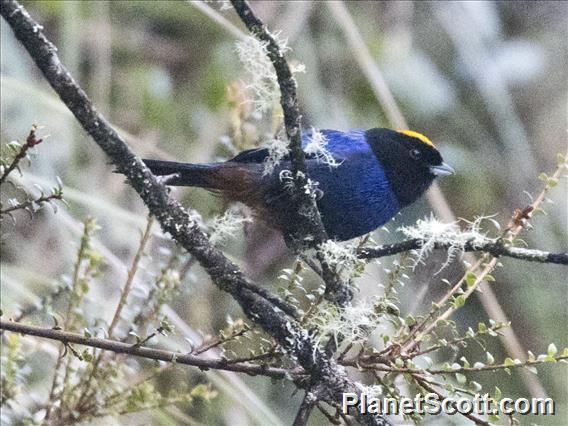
xmin=430 ymin=162 xmax=455 ymax=176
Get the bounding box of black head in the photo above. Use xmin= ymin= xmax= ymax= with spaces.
xmin=365 ymin=128 xmax=454 ymax=207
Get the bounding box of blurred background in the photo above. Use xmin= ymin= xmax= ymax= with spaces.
xmin=1 ymin=1 xmax=566 ymax=424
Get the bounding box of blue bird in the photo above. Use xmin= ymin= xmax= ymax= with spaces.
xmin=143 ymin=128 xmax=454 ymax=241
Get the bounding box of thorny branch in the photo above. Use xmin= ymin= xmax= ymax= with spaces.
xmin=0 ymin=1 xmax=387 ymax=424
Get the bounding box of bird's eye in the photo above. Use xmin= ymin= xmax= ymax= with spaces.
xmin=409 ymin=149 xmax=421 ymax=160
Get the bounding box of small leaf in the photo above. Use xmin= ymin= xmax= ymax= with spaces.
xmin=469 ymin=381 xmax=482 ymax=392
xmin=405 ymin=315 xmax=416 ymax=326
xmin=547 ymin=343 xmax=558 ymax=357
xmin=494 ymin=387 xmax=502 ymax=400
xmin=465 ymin=271 xmax=477 ymax=288
xmin=486 ymin=352 xmax=495 ymax=364
xmin=453 ymin=295 xmax=466 ymax=308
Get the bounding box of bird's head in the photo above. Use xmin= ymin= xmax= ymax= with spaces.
xmin=366 ymin=128 xmax=454 ymax=207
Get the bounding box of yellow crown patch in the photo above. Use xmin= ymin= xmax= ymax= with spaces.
xmin=397 ymin=130 xmax=435 ymax=148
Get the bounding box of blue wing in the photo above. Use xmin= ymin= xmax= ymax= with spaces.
xmin=230 ymin=129 xmax=400 ymax=240
xmin=229 ymin=129 xmax=370 ymax=164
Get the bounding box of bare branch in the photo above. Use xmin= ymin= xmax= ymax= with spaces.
xmin=0 ymin=320 xmax=296 ymax=379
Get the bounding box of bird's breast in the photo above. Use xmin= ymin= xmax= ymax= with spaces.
xmin=307 ymin=154 xmax=400 ymax=240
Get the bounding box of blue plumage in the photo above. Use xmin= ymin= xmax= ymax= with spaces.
xmin=143 ymin=127 xmax=453 ymax=241
xmin=297 ymin=130 xmax=399 ymax=240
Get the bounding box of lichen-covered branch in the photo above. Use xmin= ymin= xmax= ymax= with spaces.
xmin=358 ymin=238 xmax=568 ymax=265
xmin=0 ymin=2 xmax=387 ymax=423
xmin=229 ymin=0 xmax=353 ymax=307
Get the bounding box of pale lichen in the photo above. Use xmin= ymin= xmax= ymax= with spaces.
xmin=399 ymin=214 xmax=494 ymax=273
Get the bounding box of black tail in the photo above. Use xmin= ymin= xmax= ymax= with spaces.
xmin=143 ymin=159 xmax=218 ymax=188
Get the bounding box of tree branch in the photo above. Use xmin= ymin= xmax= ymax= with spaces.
xmin=0 ymin=2 xmax=387 ymax=424
xmin=230 ymin=0 xmax=353 ymax=306
xmin=357 ymin=238 xmax=568 ymax=265
xmin=0 ymin=320 xmax=296 ymax=379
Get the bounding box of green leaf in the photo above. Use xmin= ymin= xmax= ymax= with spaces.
xmin=547 ymin=177 xmax=558 ymax=188
xmin=494 ymin=387 xmax=502 ymax=400
xmin=453 ymin=295 xmax=466 ymax=308
xmin=486 ymin=352 xmax=495 ymax=364
xmin=503 ymin=358 xmax=515 ymax=367
xmin=82 ymin=350 xmax=93 ymax=362
xmin=455 ymin=372 xmax=467 ymax=384
xmin=538 ymin=172 xmax=549 ymax=182
xmin=405 ymin=315 xmax=416 ymax=326
xmin=547 ymin=343 xmax=558 ymax=357
xmin=465 ymin=271 xmax=477 ymax=288
xmin=489 ymin=414 xmax=500 ymax=423
xmin=190 ymin=384 xmax=218 ymax=401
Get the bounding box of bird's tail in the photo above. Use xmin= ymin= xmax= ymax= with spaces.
xmin=143 ymin=159 xmax=222 ymax=188
xmin=142 ymin=159 xmax=260 ymax=199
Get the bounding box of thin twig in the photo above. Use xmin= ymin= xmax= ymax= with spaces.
xmin=414 ymin=376 xmax=491 ymax=426
xmin=0 ymin=320 xmax=297 ymax=379
xmin=0 ymin=124 xmax=43 ymax=185
xmin=0 ymin=191 xmax=63 ymax=215
xmin=108 ymin=216 xmax=155 ymax=337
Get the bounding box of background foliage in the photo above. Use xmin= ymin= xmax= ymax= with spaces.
xmin=1 ymin=1 xmax=566 ymax=424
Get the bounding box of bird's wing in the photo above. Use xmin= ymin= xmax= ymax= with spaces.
xmin=229 ymin=129 xmax=369 ymax=164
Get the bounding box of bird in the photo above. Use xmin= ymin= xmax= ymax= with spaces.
xmin=143 ymin=128 xmax=454 ymax=242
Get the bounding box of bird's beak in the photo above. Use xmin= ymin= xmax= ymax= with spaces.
xmin=430 ymin=162 xmax=455 ymax=176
